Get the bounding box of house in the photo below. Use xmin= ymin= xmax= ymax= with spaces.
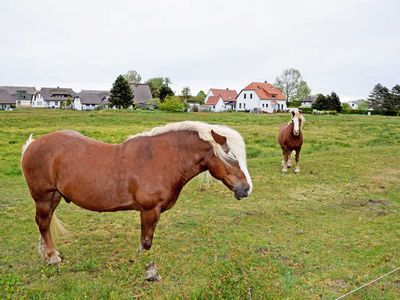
xmin=0 ymin=86 xmax=37 ymax=107
xmin=129 ymin=83 xmax=153 ymax=108
xmin=301 ymin=95 xmax=318 ymax=108
xmin=204 ymin=88 xmax=238 ymax=112
xmin=0 ymin=88 xmax=15 ymax=110
xmin=32 ymin=87 xmax=77 ymax=108
xmin=73 ymin=90 xmax=110 ymax=110
xmin=236 ymin=82 xmax=287 ymax=113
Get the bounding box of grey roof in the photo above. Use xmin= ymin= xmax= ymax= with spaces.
xmin=303 ymin=95 xmax=318 ymax=103
xmin=78 ymin=90 xmax=110 ymax=104
xmin=0 ymin=88 xmax=15 ymax=104
xmin=38 ymin=87 xmax=77 ymax=101
xmin=129 ymin=83 xmax=153 ymax=104
xmin=0 ymin=86 xmax=36 ymax=95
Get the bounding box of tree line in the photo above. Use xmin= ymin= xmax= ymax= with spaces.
xmin=109 ymin=70 xmax=207 ymax=111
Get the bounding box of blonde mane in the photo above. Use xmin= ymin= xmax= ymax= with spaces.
xmin=289 ymin=112 xmax=306 ymax=131
xmin=127 ymin=121 xmax=252 ymax=193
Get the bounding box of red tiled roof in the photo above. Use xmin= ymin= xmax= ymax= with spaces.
xmin=242 ymin=82 xmax=286 ymax=100
xmin=205 ymin=96 xmax=221 ymax=106
xmin=210 ymin=88 xmax=238 ymax=101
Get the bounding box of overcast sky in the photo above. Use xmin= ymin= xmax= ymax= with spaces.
xmin=1 ymin=0 xmax=399 ymax=101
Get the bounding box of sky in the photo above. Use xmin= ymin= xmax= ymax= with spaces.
xmin=1 ymin=0 xmax=399 ymax=102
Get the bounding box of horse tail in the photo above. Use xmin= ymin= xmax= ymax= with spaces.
xmin=21 ymin=133 xmax=34 ymax=159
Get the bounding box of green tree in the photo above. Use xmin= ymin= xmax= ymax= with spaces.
xmin=109 ymin=75 xmax=133 ymax=109
xmin=181 ymin=86 xmax=191 ymax=103
xmin=274 ymin=68 xmax=310 ymax=101
xmin=390 ymin=85 xmax=400 ymax=112
xmin=293 ymin=80 xmax=311 ymax=101
xmin=193 ymin=90 xmax=206 ymax=104
xmin=146 ymin=77 xmax=171 ymax=99
xmin=312 ymin=94 xmax=328 ymax=110
xmin=312 ymin=92 xmax=341 ymax=112
xmin=123 ymin=70 xmax=142 ymax=83
xmin=368 ymin=83 xmax=391 ymax=111
xmin=341 ymin=103 xmax=351 ymax=113
xmin=329 ymin=92 xmax=342 ymax=112
xmin=159 ymin=96 xmax=185 ymax=112
xmin=159 ymin=84 xmax=174 ymax=101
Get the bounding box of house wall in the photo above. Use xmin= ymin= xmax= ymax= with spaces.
xmin=236 ymin=91 xmax=287 ymax=112
xmin=73 ymin=98 xmax=82 ymax=110
xmin=32 ymin=94 xmax=45 ymax=108
xmin=236 ymin=90 xmax=260 ymax=111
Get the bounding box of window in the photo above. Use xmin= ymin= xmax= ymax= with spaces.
xmin=244 ymin=103 xmax=246 ymax=109
xmin=239 ymin=103 xmax=242 ymax=109
xmin=272 ymin=95 xmax=275 ymax=98
xmin=266 ymin=103 xmax=268 ymax=108
xmin=244 ymin=93 xmax=246 ymax=99
xmin=250 ymin=93 xmax=252 ymax=99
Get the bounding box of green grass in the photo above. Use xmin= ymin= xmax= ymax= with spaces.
xmin=1 ymin=109 xmax=399 ymax=299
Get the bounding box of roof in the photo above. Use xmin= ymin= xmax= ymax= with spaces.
xmin=205 ymin=96 xmax=222 ymax=106
xmin=303 ymin=95 xmax=318 ymax=103
xmin=129 ymin=83 xmax=153 ymax=104
xmin=0 ymin=88 xmax=15 ymax=104
xmin=78 ymin=90 xmax=110 ymax=104
xmin=0 ymin=86 xmax=36 ymax=95
xmin=242 ymin=82 xmax=286 ymax=100
xmin=210 ymin=88 xmax=238 ymax=101
xmin=37 ymin=87 xmax=77 ymax=101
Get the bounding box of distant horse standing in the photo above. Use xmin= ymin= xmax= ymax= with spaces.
xmin=21 ymin=121 xmax=252 ymax=264
xmin=278 ymin=111 xmax=305 ymax=173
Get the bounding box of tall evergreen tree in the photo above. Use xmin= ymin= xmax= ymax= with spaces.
xmin=311 ymin=94 xmax=328 ymax=110
xmin=368 ymin=83 xmax=391 ymax=111
xmin=109 ymin=75 xmax=133 ymax=109
xmin=159 ymin=84 xmax=174 ymax=101
xmin=329 ymin=92 xmax=342 ymax=112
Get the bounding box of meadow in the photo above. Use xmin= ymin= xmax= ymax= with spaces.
xmin=0 ymin=109 xmax=399 ymax=299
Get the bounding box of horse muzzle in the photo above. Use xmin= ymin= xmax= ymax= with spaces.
xmin=293 ymin=130 xmax=300 ymax=136
xmin=234 ymin=184 xmax=250 ymax=200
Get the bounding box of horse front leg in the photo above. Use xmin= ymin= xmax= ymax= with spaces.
xmin=138 ymin=207 xmax=161 ymax=252
xmin=294 ymin=148 xmax=301 ymax=174
xmin=281 ymin=150 xmax=290 ymax=173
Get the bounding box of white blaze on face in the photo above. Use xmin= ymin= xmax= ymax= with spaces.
xmin=238 ymin=160 xmax=253 ymax=195
xmin=293 ymin=117 xmax=300 ymax=135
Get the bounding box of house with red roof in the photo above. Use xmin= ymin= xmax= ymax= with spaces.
xmin=204 ymin=88 xmax=238 ymax=112
xmin=236 ymin=82 xmax=287 ymax=113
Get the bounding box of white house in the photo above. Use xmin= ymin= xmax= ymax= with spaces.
xmin=236 ymin=82 xmax=287 ymax=113
xmin=0 ymin=86 xmax=36 ymax=108
xmin=73 ymin=90 xmax=110 ymax=110
xmin=301 ymin=95 xmax=318 ymax=108
xmin=32 ymin=87 xmax=76 ymax=108
xmin=204 ymin=88 xmax=238 ymax=112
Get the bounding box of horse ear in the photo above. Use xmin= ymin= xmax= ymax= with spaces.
xmin=291 ymin=111 xmax=295 ymax=117
xmin=211 ymin=130 xmax=227 ymax=146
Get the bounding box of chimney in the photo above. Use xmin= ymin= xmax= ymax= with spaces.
xmin=264 ymin=81 xmax=268 ymax=83
xmin=226 ymin=88 xmax=229 ymax=90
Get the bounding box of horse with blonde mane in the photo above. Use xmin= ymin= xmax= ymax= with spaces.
xmin=278 ymin=111 xmax=305 ymax=174
xmin=21 ymin=121 xmax=252 ymax=265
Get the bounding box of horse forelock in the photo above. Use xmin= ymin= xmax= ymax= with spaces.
xmin=127 ymin=121 xmax=252 ymax=193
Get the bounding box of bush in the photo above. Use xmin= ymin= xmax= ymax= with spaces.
xmin=287 ymin=100 xmax=302 ymax=108
xmin=159 ymin=96 xmax=185 ymax=112
xmin=300 ymin=107 xmax=313 ymax=113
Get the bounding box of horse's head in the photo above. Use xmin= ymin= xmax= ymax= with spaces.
xmin=207 ymin=130 xmax=252 ymax=200
xmin=291 ymin=111 xmax=304 ymax=136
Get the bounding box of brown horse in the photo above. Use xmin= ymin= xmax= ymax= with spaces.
xmin=278 ymin=111 xmax=305 ymax=174
xmin=21 ymin=121 xmax=252 ymax=264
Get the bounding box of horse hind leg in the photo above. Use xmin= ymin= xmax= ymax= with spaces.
xmin=34 ymin=190 xmax=63 ymax=264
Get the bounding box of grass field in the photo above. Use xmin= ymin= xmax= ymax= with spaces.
xmin=1 ymin=109 xmax=399 ymax=299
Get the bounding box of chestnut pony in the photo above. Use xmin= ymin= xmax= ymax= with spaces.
xmin=278 ymin=111 xmax=305 ymax=174
xmin=21 ymin=121 xmax=252 ymax=264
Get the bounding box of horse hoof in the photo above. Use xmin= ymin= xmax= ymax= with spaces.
xmin=46 ymin=254 xmax=62 ymax=265
xmin=282 ymin=168 xmax=288 ymax=173
xmin=294 ymin=168 xmax=300 ymax=174
xmin=144 ymin=262 xmax=161 ymax=282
